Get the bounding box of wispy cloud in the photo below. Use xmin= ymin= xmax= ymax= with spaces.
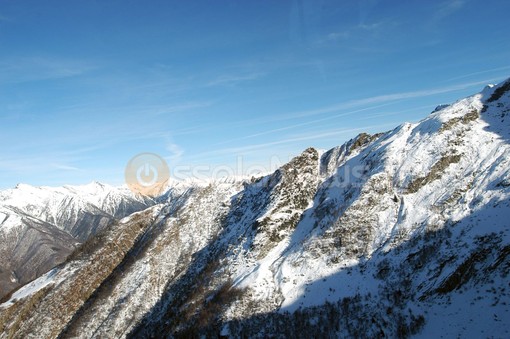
xmin=191 ymin=78 xmax=494 ymax=143
xmin=358 ymin=104 xmax=433 ymax=120
xmin=280 ymin=78 xmax=499 ymax=120
xmin=166 ymin=143 xmax=184 ymax=160
xmin=214 ymin=102 xmax=396 ymax=146
xmin=326 ymin=31 xmax=350 ymax=41
xmin=149 ymin=101 xmax=213 ymax=116
xmin=435 ymin=0 xmax=466 ymax=19
xmin=0 ymin=154 xmax=83 ymax=173
xmin=12 ymin=76 xmax=491 ymax=158
xmin=323 ymin=19 xmax=394 ymax=44
xmin=358 ymin=21 xmax=386 ymax=31
xmin=163 ymin=133 xmax=184 ymax=163
xmin=445 ymin=66 xmax=510 ymax=82
xmin=190 ymin=122 xmax=398 ymax=160
xmin=206 ymin=72 xmax=264 ymax=87
xmin=0 ymin=56 xmax=96 ymax=84
xmin=50 ymin=163 xmax=81 ymax=171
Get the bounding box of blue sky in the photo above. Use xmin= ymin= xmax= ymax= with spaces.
xmin=1 ymin=0 xmax=510 ymax=188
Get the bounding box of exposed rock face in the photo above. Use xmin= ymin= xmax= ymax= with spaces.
xmin=1 ymin=79 xmax=510 ymax=338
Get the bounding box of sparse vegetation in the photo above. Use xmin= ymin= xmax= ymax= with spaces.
xmin=221 ymin=293 xmax=425 ymax=338
xmin=407 ymin=154 xmax=462 ymax=193
xmin=0 ymin=209 xmax=158 ymax=338
xmin=439 ymin=109 xmax=480 ymax=132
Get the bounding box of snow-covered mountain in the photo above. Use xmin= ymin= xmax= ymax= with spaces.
xmin=1 ymin=79 xmax=510 ymax=338
xmin=0 ymin=182 xmax=155 ymax=300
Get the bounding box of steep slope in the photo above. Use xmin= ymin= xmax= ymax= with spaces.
xmin=1 ymin=79 xmax=510 ymax=338
xmin=0 ymin=206 xmax=162 ymax=338
xmin=0 ymin=182 xmax=154 ymax=299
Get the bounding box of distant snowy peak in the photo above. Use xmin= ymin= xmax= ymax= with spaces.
xmin=0 ymin=181 xmax=153 ymax=223
xmin=0 ymin=181 xmax=157 ymax=300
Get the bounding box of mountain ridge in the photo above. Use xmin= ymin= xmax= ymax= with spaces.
xmin=0 ymin=181 xmax=155 ymax=300
xmin=1 ymin=78 xmax=510 ymax=338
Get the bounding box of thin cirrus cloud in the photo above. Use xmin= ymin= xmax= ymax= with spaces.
xmin=223 ymin=78 xmax=499 ymax=129
xmin=359 ymin=104 xmax=433 ymax=120
xmin=105 ymin=70 xmax=264 ymax=98
xmin=290 ymin=78 xmax=498 ymax=118
xmin=214 ymin=76 xmax=504 ymax=156
xmin=191 ymin=76 xmax=504 ymax=160
xmin=435 ymin=0 xmax=466 ymax=19
xmin=340 ymin=78 xmax=494 ymax=108
xmin=148 ymin=102 xmax=213 ymax=116
xmin=214 ymin=102 xmax=397 ymax=146
xmin=206 ymin=72 xmax=265 ymax=87
xmin=358 ymin=20 xmax=391 ymax=32
xmin=0 ymin=56 xmax=96 ymax=84
xmin=194 ymin=77 xmax=500 ymax=150
xmin=2 ymin=75 xmax=497 ymax=170
xmin=0 ymin=155 xmax=82 ymax=173
xmin=445 ymin=66 xmax=510 ymax=82
xmin=323 ymin=19 xmax=394 ymax=43
xmin=50 ymin=163 xmax=81 ymax=172
xmin=190 ymin=122 xmax=399 ymax=161
xmin=326 ymin=31 xmax=350 ymax=41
